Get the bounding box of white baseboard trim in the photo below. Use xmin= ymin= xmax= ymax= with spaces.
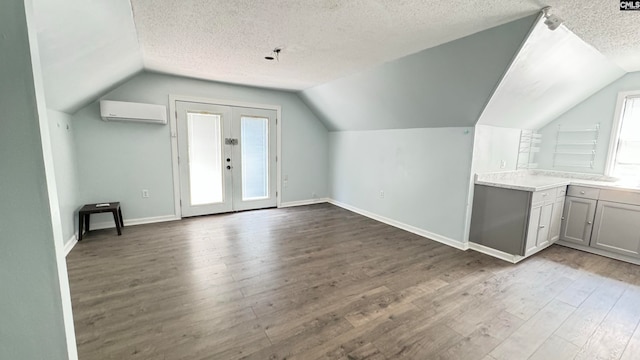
xmin=327 ymin=199 xmax=468 ymax=251
xmin=91 ymin=215 xmax=180 ymax=231
xmin=468 ymin=242 xmax=524 ymax=264
xmin=279 ymin=198 xmax=329 ymax=208
xmin=63 ymin=234 xmax=78 ymax=257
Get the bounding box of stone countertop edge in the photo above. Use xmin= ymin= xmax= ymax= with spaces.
xmin=474 ymin=175 xmax=640 ymax=194
xmin=474 ymin=178 xmax=570 ymax=192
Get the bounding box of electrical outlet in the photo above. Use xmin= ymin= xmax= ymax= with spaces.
xmin=500 ymin=160 xmax=507 ymax=169
xmin=142 ymin=189 xmax=149 ymax=198
xmin=379 ymin=190 xmax=384 ymax=198
xmin=284 ymin=180 xmax=288 ymax=188
xmin=312 ymin=192 xmax=317 ymax=198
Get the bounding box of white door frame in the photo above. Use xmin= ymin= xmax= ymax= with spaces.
xmin=168 ymin=95 xmax=282 ymax=219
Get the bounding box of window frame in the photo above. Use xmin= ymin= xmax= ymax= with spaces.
xmin=604 ymin=90 xmax=640 ymax=177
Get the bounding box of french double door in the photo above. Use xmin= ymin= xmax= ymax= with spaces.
xmin=176 ymin=101 xmax=277 ymax=217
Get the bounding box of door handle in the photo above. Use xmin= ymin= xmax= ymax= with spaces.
xmin=226 ymin=158 xmax=231 ymax=162
xmin=539 ymin=225 xmax=545 ymax=229
xmin=587 ymin=221 xmax=592 ymax=225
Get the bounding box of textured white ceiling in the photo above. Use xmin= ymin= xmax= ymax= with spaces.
xmin=130 ymin=0 xmax=640 ymax=91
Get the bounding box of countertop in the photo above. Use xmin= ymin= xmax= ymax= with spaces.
xmin=475 ymin=173 xmax=640 ymax=193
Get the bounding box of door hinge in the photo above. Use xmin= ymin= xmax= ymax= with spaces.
xmin=276 ymin=118 xmax=278 ymax=125
xmin=276 ymin=191 xmax=278 ymax=197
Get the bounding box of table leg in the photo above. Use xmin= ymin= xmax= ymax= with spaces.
xmin=85 ymin=213 xmax=90 ymax=233
xmin=118 ymin=207 xmax=124 ymax=227
xmin=78 ymin=213 xmax=84 ymax=241
xmin=113 ymin=210 xmax=122 ymax=236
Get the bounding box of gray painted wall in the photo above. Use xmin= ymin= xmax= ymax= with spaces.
xmin=0 ymin=0 xmax=70 ymax=358
xmin=48 ymin=110 xmax=81 ymax=244
xmin=330 ymin=128 xmax=474 ymax=244
xmin=537 ymin=72 xmax=640 ymax=174
xmin=73 ymin=72 xmax=329 ymax=226
xmin=300 ymin=15 xmax=536 ymax=131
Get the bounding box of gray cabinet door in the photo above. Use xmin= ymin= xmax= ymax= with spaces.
xmin=591 ymin=201 xmax=640 ymax=258
xmin=549 ymin=197 xmax=565 ymax=243
xmin=560 ymin=196 xmax=597 ymax=245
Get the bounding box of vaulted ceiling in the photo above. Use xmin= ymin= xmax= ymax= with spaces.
xmin=131 ymin=0 xmax=640 ymax=90
xmin=32 ymin=0 xmax=142 ymax=113
xmin=300 ymin=15 xmax=538 ymax=131
xmin=32 ymin=0 xmax=640 ymax=116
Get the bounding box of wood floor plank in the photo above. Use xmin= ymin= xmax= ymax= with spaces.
xmin=300 ymin=302 xmax=422 ymax=360
xmin=436 ymin=311 xmax=523 ymax=360
xmin=620 ymin=314 xmax=640 ymax=360
xmin=489 ymin=299 xmax=576 ymax=360
xmin=554 ymin=278 xmax=627 ymax=347
xmin=575 ymin=285 xmax=640 ymax=360
xmin=554 ymin=272 xmax=603 ymax=308
xmin=373 ymin=322 xmax=462 ymax=359
xmin=66 ymin=204 xmax=640 ymax=360
xmin=342 ymin=342 xmax=387 ymax=360
xmin=528 ymin=335 xmax=580 ymax=360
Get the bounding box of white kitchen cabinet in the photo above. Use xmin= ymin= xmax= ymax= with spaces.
xmin=590 ymin=201 xmax=640 ymax=258
xmin=560 ymin=196 xmax=597 ymax=246
xmin=525 ymin=201 xmax=553 ymax=257
xmin=549 ymin=197 xmax=565 ymax=244
xmin=524 ymin=203 xmax=542 ymax=256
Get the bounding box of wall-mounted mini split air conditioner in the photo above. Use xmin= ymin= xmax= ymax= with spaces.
xmin=100 ymin=100 xmax=168 ymax=125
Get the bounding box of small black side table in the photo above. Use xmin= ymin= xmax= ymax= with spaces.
xmin=78 ymin=202 xmax=124 ymax=241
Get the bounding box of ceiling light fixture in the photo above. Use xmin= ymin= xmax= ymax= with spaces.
xmin=542 ymin=6 xmax=563 ymax=31
xmin=265 ymin=47 xmax=282 ymax=61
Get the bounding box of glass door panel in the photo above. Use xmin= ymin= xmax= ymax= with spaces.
xmin=187 ymin=113 xmax=223 ymax=205
xmin=241 ymin=116 xmax=269 ymax=200
xmin=232 ymin=107 xmax=277 ymax=211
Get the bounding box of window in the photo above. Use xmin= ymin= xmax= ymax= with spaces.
xmin=607 ymin=92 xmax=640 ymax=182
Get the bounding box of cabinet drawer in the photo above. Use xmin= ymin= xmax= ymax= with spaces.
xmin=599 ymin=189 xmax=640 ymax=206
xmin=567 ymin=186 xmax=600 ymax=199
xmin=532 ymin=188 xmax=557 ymax=204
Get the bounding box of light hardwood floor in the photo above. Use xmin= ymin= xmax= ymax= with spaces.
xmin=67 ymin=203 xmax=640 ymax=359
